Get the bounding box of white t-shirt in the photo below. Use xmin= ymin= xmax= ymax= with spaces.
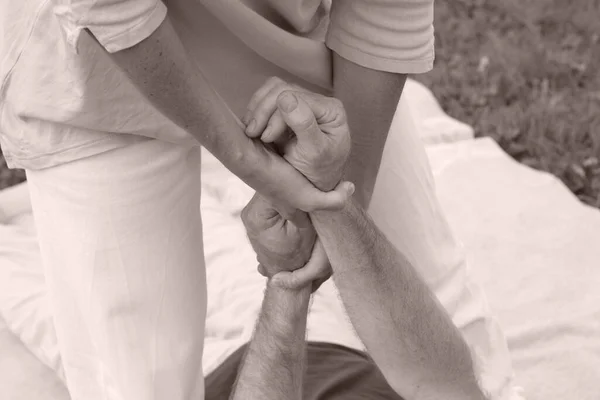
xmin=0 ymin=0 xmax=434 ymax=170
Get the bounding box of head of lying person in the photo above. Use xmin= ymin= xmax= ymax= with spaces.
xmin=205 ymin=342 xmax=405 ymax=399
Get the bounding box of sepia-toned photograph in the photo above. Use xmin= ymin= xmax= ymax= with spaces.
xmin=0 ymin=1 xmax=598 ymax=399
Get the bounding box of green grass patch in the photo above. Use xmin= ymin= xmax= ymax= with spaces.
xmin=415 ymin=0 xmax=600 ymax=207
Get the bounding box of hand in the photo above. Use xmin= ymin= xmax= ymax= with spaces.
xmin=243 ymin=77 xmax=352 ymax=191
xmin=241 ymin=193 xmax=339 ymax=293
xmin=267 ymin=239 xmax=332 ymax=293
xmin=245 ymin=138 xmax=353 ymax=226
xmin=242 ymin=192 xmax=317 ymax=275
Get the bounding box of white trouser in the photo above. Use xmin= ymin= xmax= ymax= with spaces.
xmin=21 ymin=96 xmax=517 ymax=400
xmin=26 ymin=140 xmax=206 ymax=400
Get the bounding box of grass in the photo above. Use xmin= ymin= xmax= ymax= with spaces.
xmin=1 ymin=0 xmax=599 ymax=207
xmin=414 ymin=0 xmax=600 ymax=208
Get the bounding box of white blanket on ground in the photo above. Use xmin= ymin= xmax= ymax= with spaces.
xmin=1 ymin=79 xmax=599 ymax=400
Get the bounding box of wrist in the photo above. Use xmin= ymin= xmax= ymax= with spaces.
xmin=309 ymin=168 xmax=345 ymax=193
xmin=310 ymin=191 xmax=354 ymax=221
xmin=230 ymin=138 xmax=271 ymax=185
xmin=263 ymin=280 xmax=311 ymax=336
xmin=267 ymin=277 xmax=313 ymax=298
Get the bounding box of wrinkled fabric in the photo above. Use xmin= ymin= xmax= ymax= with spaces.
xmin=25 ymin=140 xmax=207 ymax=400
xmin=0 ymin=0 xmax=434 ymax=170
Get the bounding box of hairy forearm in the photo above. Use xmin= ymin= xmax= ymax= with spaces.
xmin=332 ymin=53 xmax=407 ymax=207
xmin=103 ymin=14 xmax=267 ymax=185
xmin=310 ymin=200 xmax=486 ymax=400
xmin=231 ymin=282 xmax=311 ymax=400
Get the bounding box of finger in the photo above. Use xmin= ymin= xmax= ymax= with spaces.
xmin=246 ymin=81 xmax=309 ymax=138
xmin=272 ymin=241 xmax=329 ymax=289
xmin=242 ymin=193 xmax=281 ymax=230
xmin=273 ymin=203 xmax=311 ymax=228
xmin=299 ymin=181 xmax=355 ymax=212
xmin=243 ymin=77 xmax=281 ymax=127
xmin=261 ymin=109 xmax=289 ymax=144
xmin=289 ymin=210 xmax=311 ymax=228
xmin=246 ymin=83 xmax=286 ymax=137
xmin=292 ymin=92 xmax=348 ymax=133
xmin=277 ymin=91 xmax=324 ymax=146
xmin=257 ymin=263 xmax=268 ymax=277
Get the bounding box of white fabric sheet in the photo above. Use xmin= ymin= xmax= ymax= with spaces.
xmin=1 ymin=79 xmax=599 ymax=399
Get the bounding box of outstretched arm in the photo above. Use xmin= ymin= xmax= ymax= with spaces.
xmin=234 ymin=194 xmax=336 ymax=400
xmin=309 ymin=198 xmax=487 ymax=400
xmin=230 ymin=282 xmax=311 ymax=400
xmin=53 ymin=0 xmax=347 ymax=217
xmin=104 ymin=15 xmax=348 ymax=216
xmin=241 ymin=84 xmax=486 ymax=399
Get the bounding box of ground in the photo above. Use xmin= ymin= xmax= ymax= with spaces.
xmin=414 ymin=0 xmax=600 ymax=208
xmin=1 ymin=0 xmax=599 ymax=207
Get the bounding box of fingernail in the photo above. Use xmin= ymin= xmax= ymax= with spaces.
xmin=348 ymin=183 xmax=355 ymax=196
xmin=278 ymin=92 xmax=298 ymax=113
xmin=242 ymin=112 xmax=250 ymax=125
xmin=246 ymin=119 xmax=257 ymax=135
xmin=261 ymin=126 xmax=272 ymax=142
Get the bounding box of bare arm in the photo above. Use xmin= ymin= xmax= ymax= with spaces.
xmin=309 ymin=200 xmax=487 ymax=400
xmin=92 ymin=14 xmax=347 ymax=216
xmin=231 ymin=282 xmax=311 ymax=400
xmin=332 ymin=53 xmax=407 ymax=207
xmin=103 ymin=14 xmax=254 ymax=179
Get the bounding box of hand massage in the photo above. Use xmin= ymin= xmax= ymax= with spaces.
xmin=2 ymin=1 xmax=600 ymax=399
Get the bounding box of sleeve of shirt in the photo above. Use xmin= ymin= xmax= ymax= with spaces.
xmin=325 ymin=0 xmax=435 ymax=74
xmin=52 ymin=0 xmax=168 ymax=53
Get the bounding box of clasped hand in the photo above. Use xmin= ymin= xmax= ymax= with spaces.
xmin=241 ymin=77 xmax=353 ymax=291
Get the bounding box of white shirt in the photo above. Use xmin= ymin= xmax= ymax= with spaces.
xmin=0 ymin=0 xmax=434 ymax=170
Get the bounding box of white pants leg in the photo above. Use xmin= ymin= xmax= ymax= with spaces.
xmin=25 ymin=139 xmax=206 ymax=400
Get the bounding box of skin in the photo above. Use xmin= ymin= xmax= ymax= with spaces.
xmin=331 ymin=53 xmax=408 ymax=207
xmin=229 ymin=259 xmax=318 ymax=400
xmin=233 ymin=92 xmax=353 ymax=399
xmin=243 ymin=90 xmax=352 ymax=285
xmin=239 ymin=87 xmax=488 ymax=400
xmin=94 ymin=15 xmax=350 ymax=223
xmin=242 ymin=54 xmax=408 ymax=208
xmin=90 ymin=6 xmax=479 ymax=398
xmin=241 ymin=63 xmax=402 ymax=282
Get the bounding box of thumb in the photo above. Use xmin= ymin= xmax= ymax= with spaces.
xmin=273 ymin=202 xmax=311 ymax=228
xmin=271 ymin=241 xmax=330 ymax=289
xmin=277 ymin=91 xmax=322 ymax=146
xmin=301 ymin=181 xmax=355 ymax=212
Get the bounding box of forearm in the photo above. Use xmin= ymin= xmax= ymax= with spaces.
xmin=231 ymin=282 xmax=312 ymax=400
xmin=102 ymin=14 xmax=265 ymax=184
xmin=310 ymin=200 xmax=486 ymax=400
xmin=332 ymin=53 xmax=407 ymax=207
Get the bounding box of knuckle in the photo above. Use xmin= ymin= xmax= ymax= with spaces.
xmin=267 ymin=76 xmax=283 ymax=86
xmin=240 ymin=205 xmax=250 ymax=223
xmin=331 ymin=97 xmax=344 ymax=110
xmin=296 ymin=115 xmax=317 ymax=131
xmin=241 ymin=207 xmax=259 ymax=229
xmin=333 ymin=99 xmax=348 ymax=124
xmin=279 ymin=88 xmax=296 ymax=100
xmin=275 ymin=81 xmax=291 ymax=91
